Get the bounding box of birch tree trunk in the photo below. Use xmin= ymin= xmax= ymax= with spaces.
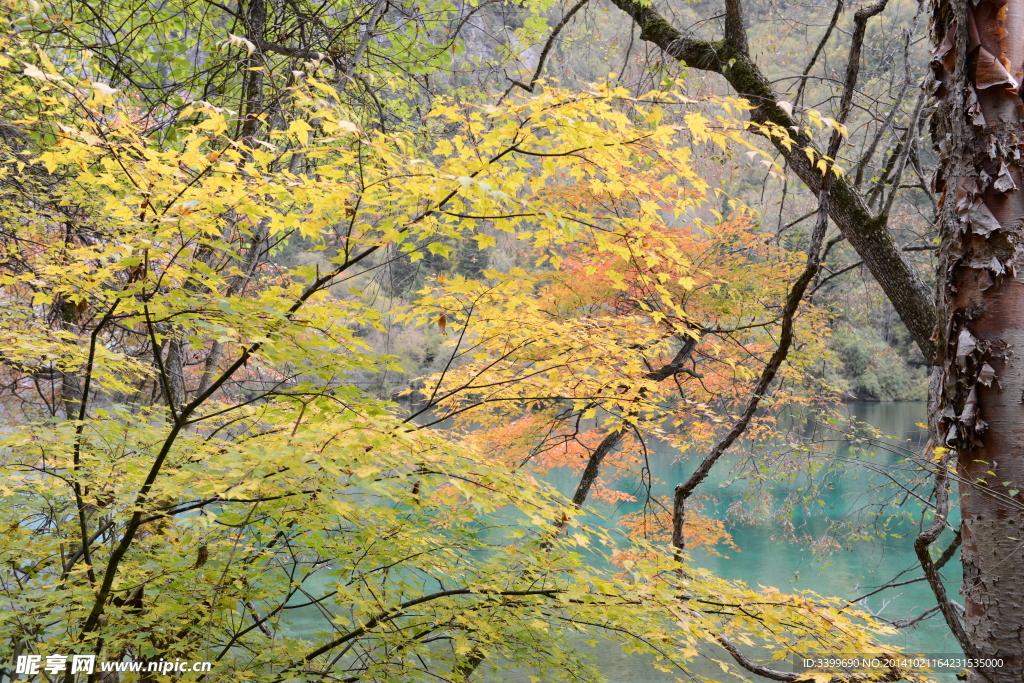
xmin=931 ymin=0 xmax=1024 ymax=676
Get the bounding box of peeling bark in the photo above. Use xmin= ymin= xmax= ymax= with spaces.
xmin=931 ymin=0 xmax=1024 ymax=676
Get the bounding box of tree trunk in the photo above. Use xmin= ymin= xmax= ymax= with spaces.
xmin=931 ymin=0 xmax=1024 ymax=678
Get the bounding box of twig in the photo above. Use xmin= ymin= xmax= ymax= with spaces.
xmin=914 ymin=451 xmax=993 ymax=682
xmin=557 ymin=335 xmax=701 ymax=532
xmin=795 ymin=0 xmax=844 ymax=106
xmin=672 ymin=186 xmax=831 ymax=558
xmin=503 ymin=0 xmax=590 ymax=97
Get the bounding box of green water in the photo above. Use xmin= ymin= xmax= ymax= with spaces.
xmin=528 ymin=401 xmax=963 ymax=682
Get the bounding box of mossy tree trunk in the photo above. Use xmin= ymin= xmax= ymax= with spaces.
xmin=607 ymin=0 xmax=938 ymax=364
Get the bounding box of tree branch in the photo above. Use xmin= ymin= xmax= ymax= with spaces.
xmin=505 ymin=0 xmax=590 ymax=96
xmin=605 ymin=0 xmax=937 ymax=363
xmin=795 ymin=0 xmax=843 ymax=106
xmin=672 ymin=178 xmax=831 ymax=557
xmin=914 ymin=451 xmax=992 ymax=680
xmin=717 ymin=633 xmax=904 ymax=682
xmin=567 ymin=335 xmax=700 ymax=510
xmin=254 ymin=38 xmax=335 ymax=63
xmin=723 ymin=0 xmax=749 ymax=55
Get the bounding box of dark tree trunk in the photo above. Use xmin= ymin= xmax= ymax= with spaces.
xmin=931 ymin=0 xmax=1024 ymax=677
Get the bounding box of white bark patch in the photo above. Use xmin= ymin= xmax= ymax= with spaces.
xmin=967 ymin=86 xmax=986 ymax=126
xmin=993 ymin=162 xmax=1018 ymax=193
xmin=979 ymin=362 xmax=997 ymax=386
xmin=957 ymin=177 xmax=982 ymax=215
xmin=969 ymin=256 xmax=1005 ymax=273
xmin=958 ymin=328 xmax=979 ymax=367
xmin=960 ymin=385 xmax=979 ymax=426
xmin=945 ymin=422 xmax=958 ymax=444
xmin=966 ymin=202 xmax=1003 ymax=236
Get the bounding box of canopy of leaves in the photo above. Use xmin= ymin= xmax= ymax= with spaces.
xmin=0 ymin=4 xmax=934 ymax=682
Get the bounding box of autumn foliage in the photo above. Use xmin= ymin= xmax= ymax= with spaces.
xmin=0 ymin=11 xmax=928 ymax=683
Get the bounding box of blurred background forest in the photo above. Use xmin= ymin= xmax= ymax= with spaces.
xmin=231 ymin=0 xmax=936 ymax=403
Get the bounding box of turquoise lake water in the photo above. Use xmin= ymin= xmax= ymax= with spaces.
xmin=500 ymin=402 xmax=964 ymax=682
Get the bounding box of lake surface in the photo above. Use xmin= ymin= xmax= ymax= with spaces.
xmin=519 ymin=402 xmax=963 ymax=682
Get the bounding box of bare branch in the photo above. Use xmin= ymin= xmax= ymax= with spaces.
xmin=794 ymin=0 xmax=843 ymax=106
xmin=505 ymin=0 xmax=590 ymax=96
xmin=605 ymin=0 xmax=937 ymax=363
xmin=672 ymin=189 xmax=831 ymax=555
xmin=914 ymin=450 xmax=992 ymax=681
xmin=567 ymin=335 xmax=700 ymax=510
